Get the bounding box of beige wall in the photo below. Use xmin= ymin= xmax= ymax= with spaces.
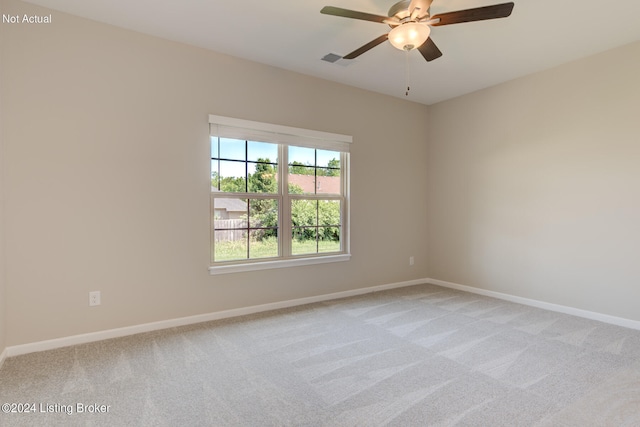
xmin=1 ymin=0 xmax=429 ymax=346
xmin=1 ymin=0 xmax=7 ymax=355
xmin=5 ymin=0 xmax=638 ymax=350
xmin=427 ymin=41 xmax=640 ymax=321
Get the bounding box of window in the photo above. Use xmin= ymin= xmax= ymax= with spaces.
xmin=209 ymin=115 xmax=351 ymax=274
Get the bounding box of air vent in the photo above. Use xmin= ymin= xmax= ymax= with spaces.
xmin=321 ymin=53 xmax=342 ymax=63
xmin=321 ymin=53 xmax=354 ymax=67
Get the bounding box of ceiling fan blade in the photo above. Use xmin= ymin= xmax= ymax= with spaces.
xmin=343 ymin=34 xmax=389 ymax=59
xmin=321 ymin=6 xmax=390 ymax=24
xmin=417 ymin=38 xmax=443 ymax=62
xmin=431 ymin=2 xmax=514 ymax=26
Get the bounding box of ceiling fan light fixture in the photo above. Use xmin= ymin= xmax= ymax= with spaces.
xmin=388 ymin=22 xmax=430 ymax=51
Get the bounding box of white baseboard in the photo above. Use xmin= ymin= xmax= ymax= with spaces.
xmin=0 ymin=348 xmax=7 ymax=370
xmin=427 ymin=278 xmax=640 ymax=331
xmin=5 ymin=278 xmax=427 ymax=358
xmin=6 ymin=277 xmax=639 ymax=360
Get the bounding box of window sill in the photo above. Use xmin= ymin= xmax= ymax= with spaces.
xmin=209 ymin=254 xmax=351 ymax=275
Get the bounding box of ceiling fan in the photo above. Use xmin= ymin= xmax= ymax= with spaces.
xmin=321 ymin=0 xmax=514 ymax=62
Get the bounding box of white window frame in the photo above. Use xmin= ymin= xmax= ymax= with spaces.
xmin=209 ymin=115 xmax=351 ymax=275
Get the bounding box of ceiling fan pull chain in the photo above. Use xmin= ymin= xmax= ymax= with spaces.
xmin=405 ymin=49 xmax=410 ymax=97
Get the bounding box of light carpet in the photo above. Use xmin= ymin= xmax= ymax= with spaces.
xmin=1 ymin=283 xmax=640 ymax=426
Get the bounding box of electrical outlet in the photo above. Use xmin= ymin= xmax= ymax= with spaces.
xmin=409 ymin=256 xmax=414 ymax=266
xmin=89 ymin=291 xmax=101 ymax=306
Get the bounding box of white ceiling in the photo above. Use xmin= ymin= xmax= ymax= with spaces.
xmin=22 ymin=0 xmax=640 ymax=105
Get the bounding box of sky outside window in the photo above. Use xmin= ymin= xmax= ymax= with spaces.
xmin=211 ymin=137 xmax=278 ymax=179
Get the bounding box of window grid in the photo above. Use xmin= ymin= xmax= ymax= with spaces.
xmin=291 ymin=198 xmax=342 ymax=256
xmin=213 ymin=198 xmax=280 ymax=260
xmin=211 ymin=138 xmax=347 ymax=265
xmin=211 ymin=139 xmax=278 ymax=193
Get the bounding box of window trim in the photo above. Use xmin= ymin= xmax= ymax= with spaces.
xmin=208 ymin=254 xmax=351 ymax=275
xmin=208 ymin=115 xmax=352 ymax=275
xmin=209 ymin=115 xmax=352 ymax=152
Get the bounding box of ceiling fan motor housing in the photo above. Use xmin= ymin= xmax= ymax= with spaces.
xmin=388 ymin=0 xmax=433 ymax=20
